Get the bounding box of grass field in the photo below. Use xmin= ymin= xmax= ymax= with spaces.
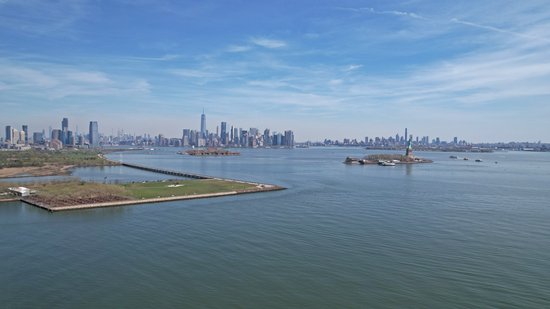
xmin=4 ymin=179 xmax=262 ymax=207
xmin=123 ymin=179 xmax=258 ymax=199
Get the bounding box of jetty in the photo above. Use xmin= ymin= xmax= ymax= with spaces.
xmin=120 ymin=162 xmax=211 ymax=179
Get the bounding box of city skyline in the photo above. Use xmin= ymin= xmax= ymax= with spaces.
xmin=1 ymin=1 xmax=550 ymax=142
xmin=1 ymin=112 xmax=548 ymax=146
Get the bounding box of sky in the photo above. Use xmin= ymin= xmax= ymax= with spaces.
xmin=1 ymin=0 xmax=549 ymax=142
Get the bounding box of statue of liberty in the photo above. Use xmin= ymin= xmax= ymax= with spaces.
xmin=405 ymin=137 xmax=414 ymax=158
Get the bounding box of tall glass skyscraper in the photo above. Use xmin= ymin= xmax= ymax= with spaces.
xmin=62 ymin=117 xmax=69 ymax=145
xmin=220 ymin=121 xmax=227 ymax=145
xmin=200 ymin=110 xmax=206 ymax=138
xmin=22 ymin=125 xmax=28 ymax=144
xmin=89 ymin=121 xmax=99 ymax=147
xmin=5 ymin=125 xmax=12 ymax=143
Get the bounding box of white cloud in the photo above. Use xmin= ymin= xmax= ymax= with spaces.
xmin=339 ymin=7 xmax=425 ymax=20
xmin=451 ymin=18 xmax=550 ymax=43
xmin=0 ymin=61 xmax=150 ymax=100
xmin=344 ymin=64 xmax=362 ymax=72
xmin=63 ymin=71 xmax=112 ymax=84
xmin=226 ymin=45 xmax=252 ymax=52
xmin=250 ymin=37 xmax=287 ymax=49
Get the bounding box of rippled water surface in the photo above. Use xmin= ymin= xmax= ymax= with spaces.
xmin=1 ymin=148 xmax=549 ymax=308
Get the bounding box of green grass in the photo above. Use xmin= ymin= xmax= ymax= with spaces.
xmin=0 ymin=149 xmax=116 ymax=169
xmin=2 ymin=179 xmax=261 ymax=206
xmin=31 ymin=180 xmax=128 ymax=198
xmin=123 ymin=179 xmax=258 ymax=199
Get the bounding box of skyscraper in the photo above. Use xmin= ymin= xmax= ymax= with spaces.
xmin=51 ymin=129 xmax=61 ymax=141
xmin=5 ymin=125 xmax=12 ymax=143
xmin=62 ymin=117 xmax=69 ymax=144
xmin=22 ymin=125 xmax=28 ymax=144
xmin=200 ymin=109 xmax=206 ymax=138
xmin=404 ymin=128 xmax=408 ymax=145
xmin=220 ymin=122 xmax=227 ymax=145
xmin=263 ymin=129 xmax=271 ymax=146
xmin=284 ymin=130 xmax=294 ymax=147
xmin=89 ymin=121 xmax=99 ymax=147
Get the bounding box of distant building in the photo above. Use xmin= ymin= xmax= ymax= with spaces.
xmin=89 ymin=121 xmax=99 ymax=147
xmin=200 ymin=110 xmax=206 ymax=138
xmin=264 ymin=129 xmax=271 ymax=146
xmin=5 ymin=125 xmax=12 ymax=144
xmin=51 ymin=129 xmax=62 ymax=141
xmin=50 ymin=139 xmax=63 ymax=150
xmin=22 ymin=125 xmax=28 ymax=144
xmin=284 ymin=130 xmax=294 ymax=147
xmin=220 ymin=122 xmax=227 ymax=145
xmin=8 ymin=187 xmax=31 ymax=197
xmin=33 ymin=132 xmax=44 ymax=145
xmin=62 ymin=117 xmax=69 ymax=145
xmin=11 ymin=128 xmax=19 ymax=144
xmin=19 ymin=130 xmax=25 ymax=145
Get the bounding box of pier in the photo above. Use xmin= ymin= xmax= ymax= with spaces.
xmin=120 ymin=162 xmax=212 ymax=179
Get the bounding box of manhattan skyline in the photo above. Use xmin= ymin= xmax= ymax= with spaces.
xmin=1 ymin=1 xmax=550 ymax=142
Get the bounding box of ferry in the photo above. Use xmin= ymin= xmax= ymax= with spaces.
xmin=378 ymin=160 xmax=396 ymax=166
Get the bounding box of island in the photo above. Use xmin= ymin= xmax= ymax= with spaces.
xmin=180 ymin=148 xmax=240 ymax=156
xmin=3 ymin=178 xmax=283 ymax=212
xmin=0 ymin=149 xmax=284 ymax=211
xmin=345 ymin=138 xmax=433 ymax=165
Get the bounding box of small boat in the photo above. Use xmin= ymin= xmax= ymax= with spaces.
xmin=475 ymin=159 xmax=483 ymax=162
xmin=379 ymin=161 xmax=396 ymax=166
xmin=463 ymin=157 xmax=469 ymax=160
xmin=449 ymin=155 xmax=458 ymax=159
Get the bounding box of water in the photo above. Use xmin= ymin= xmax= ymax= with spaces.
xmin=1 ymin=148 xmax=549 ymax=308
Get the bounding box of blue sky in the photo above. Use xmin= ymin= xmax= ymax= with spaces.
xmin=1 ymin=0 xmax=549 ymax=142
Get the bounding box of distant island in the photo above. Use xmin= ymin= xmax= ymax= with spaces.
xmin=180 ymin=148 xmax=240 ymax=156
xmin=345 ymin=139 xmax=433 ymax=165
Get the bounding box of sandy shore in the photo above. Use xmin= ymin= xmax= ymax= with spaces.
xmin=0 ymin=165 xmax=75 ymax=178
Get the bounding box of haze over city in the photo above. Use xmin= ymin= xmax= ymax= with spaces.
xmin=1 ymin=0 xmax=549 ymax=142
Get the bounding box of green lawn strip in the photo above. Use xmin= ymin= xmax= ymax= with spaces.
xmin=31 ymin=181 xmax=128 ymax=199
xmin=123 ymin=179 xmax=258 ymax=199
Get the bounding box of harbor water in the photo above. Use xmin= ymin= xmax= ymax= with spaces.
xmin=1 ymin=148 xmax=549 ymax=308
